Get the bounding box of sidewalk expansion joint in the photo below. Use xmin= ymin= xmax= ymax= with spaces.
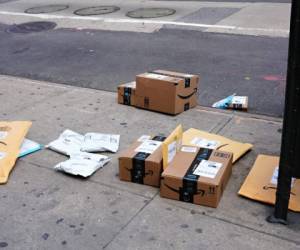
xmin=22 ymin=159 xmax=156 ymax=200
xmin=102 ymin=191 xmax=160 ymax=249
xmin=215 ymin=114 xmax=235 ymax=134
xmin=173 ymin=204 xmax=300 ymax=246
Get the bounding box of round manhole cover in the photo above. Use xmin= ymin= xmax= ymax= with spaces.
xmin=126 ymin=8 xmax=176 ymax=19
xmin=6 ymin=21 xmax=57 ymax=34
xmin=25 ymin=5 xmax=69 ymax=14
xmin=74 ymin=6 xmax=120 ymax=16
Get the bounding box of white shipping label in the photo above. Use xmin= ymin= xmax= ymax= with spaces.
xmin=168 ymin=141 xmax=177 ymax=164
xmin=135 ymin=140 xmax=162 ymax=154
xmin=137 ymin=135 xmax=152 ymax=142
xmin=145 ymin=73 xmax=169 ymax=80
xmin=231 ymin=96 xmax=247 ymax=105
xmin=193 ymin=160 xmax=223 ymax=179
xmin=181 ymin=146 xmax=197 ymax=153
xmin=270 ymin=167 xmax=295 ymax=187
xmin=0 ymin=131 xmax=8 ymax=140
xmin=190 ymin=137 xmax=220 ymax=149
xmin=0 ymin=152 xmax=6 ymax=160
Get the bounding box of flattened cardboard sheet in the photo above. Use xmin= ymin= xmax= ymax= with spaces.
xmin=0 ymin=121 xmax=32 ymax=184
xmin=182 ymin=128 xmax=252 ymax=163
xmin=238 ymin=155 xmax=300 ymax=212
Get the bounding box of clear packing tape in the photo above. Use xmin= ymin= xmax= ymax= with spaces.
xmin=0 ymin=121 xmax=32 ymax=184
xmin=182 ymin=128 xmax=253 ymax=164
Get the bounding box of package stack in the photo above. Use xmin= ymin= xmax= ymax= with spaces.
xmin=119 ymin=125 xmax=253 ymax=208
xmin=117 ymin=70 xmax=199 ymax=115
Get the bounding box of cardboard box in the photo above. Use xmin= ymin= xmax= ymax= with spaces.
xmin=117 ymin=81 xmax=136 ymax=106
xmin=135 ymin=71 xmax=199 ymax=115
xmin=160 ymin=146 xmax=233 ymax=208
xmin=182 ymin=128 xmax=253 ymax=164
xmin=238 ymin=155 xmax=300 ymax=212
xmin=119 ymin=135 xmax=166 ymax=187
xmin=228 ymin=96 xmax=248 ymax=111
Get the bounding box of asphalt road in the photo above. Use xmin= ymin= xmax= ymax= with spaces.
xmin=0 ymin=22 xmax=288 ymax=117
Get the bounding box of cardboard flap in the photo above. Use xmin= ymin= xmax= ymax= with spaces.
xmin=238 ymin=155 xmax=300 ymax=212
xmin=182 ymin=128 xmax=252 ymax=163
xmin=0 ymin=121 xmax=32 ymax=184
xmin=162 ymin=125 xmax=183 ymax=169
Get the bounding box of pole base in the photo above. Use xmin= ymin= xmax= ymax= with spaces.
xmin=266 ymin=215 xmax=288 ymax=225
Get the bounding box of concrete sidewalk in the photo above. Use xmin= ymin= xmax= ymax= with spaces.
xmin=0 ymin=75 xmax=299 ymax=250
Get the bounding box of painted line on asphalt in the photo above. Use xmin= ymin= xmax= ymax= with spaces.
xmin=0 ymin=10 xmax=289 ymax=36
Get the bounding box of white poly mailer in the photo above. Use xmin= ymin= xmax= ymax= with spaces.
xmin=47 ymin=129 xmax=84 ymax=156
xmin=81 ymin=133 xmax=120 ymax=153
xmin=54 ymin=152 xmax=110 ymax=177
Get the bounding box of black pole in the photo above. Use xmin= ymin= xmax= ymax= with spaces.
xmin=267 ymin=0 xmax=300 ymax=224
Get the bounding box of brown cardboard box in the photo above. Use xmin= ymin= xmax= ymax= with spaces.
xmin=228 ymin=96 xmax=248 ymax=111
xmin=135 ymin=71 xmax=199 ymax=115
xmin=117 ymin=81 xmax=136 ymax=106
xmin=119 ymin=135 xmax=166 ymax=187
xmin=238 ymin=155 xmax=300 ymax=212
xmin=160 ymin=146 xmax=233 ymax=208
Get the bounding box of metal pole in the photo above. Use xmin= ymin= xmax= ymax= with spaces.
xmin=267 ymin=0 xmax=300 ymax=225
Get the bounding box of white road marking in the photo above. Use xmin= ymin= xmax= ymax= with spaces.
xmin=0 ymin=10 xmax=289 ymax=36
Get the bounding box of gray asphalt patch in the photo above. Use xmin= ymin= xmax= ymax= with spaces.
xmin=0 ymin=25 xmax=288 ymax=117
xmin=6 ymin=21 xmax=56 ymax=34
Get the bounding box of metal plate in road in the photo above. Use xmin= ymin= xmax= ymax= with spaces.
xmin=6 ymin=21 xmax=57 ymax=34
xmin=74 ymin=6 xmax=120 ymax=16
xmin=127 ymin=8 xmax=176 ymax=19
xmin=25 ymin=5 xmax=69 ymax=14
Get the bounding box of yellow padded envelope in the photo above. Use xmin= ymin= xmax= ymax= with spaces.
xmin=182 ymin=128 xmax=252 ymax=163
xmin=0 ymin=121 xmax=32 ymax=184
xmin=238 ymin=155 xmax=300 ymax=212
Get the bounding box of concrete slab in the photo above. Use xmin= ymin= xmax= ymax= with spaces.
xmin=0 ymin=161 xmax=148 ymax=250
xmin=208 ymin=3 xmax=291 ymax=37
xmin=104 ymin=196 xmax=300 ymax=250
xmin=0 ymin=75 xmax=68 ymax=117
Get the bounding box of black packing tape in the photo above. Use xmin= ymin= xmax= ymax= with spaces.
xmin=179 ymin=148 xmax=213 ymax=203
xmin=131 ymin=135 xmax=166 ymax=184
xmin=123 ymin=87 xmax=131 ymax=105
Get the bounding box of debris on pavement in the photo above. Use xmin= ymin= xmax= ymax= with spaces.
xmin=19 ymin=138 xmax=42 ymax=158
xmin=238 ymin=155 xmax=300 ymax=212
xmin=0 ymin=121 xmax=32 ymax=184
xmin=182 ymin=128 xmax=253 ymax=163
xmin=228 ymin=96 xmax=249 ymax=111
xmin=212 ymin=93 xmax=236 ymax=109
xmin=54 ymin=152 xmax=110 ymax=178
xmin=212 ymin=94 xmax=249 ymax=111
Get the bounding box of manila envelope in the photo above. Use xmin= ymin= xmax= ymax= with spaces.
xmin=182 ymin=128 xmax=252 ymax=163
xmin=0 ymin=121 xmax=32 ymax=184
xmin=238 ymin=155 xmax=300 ymax=212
